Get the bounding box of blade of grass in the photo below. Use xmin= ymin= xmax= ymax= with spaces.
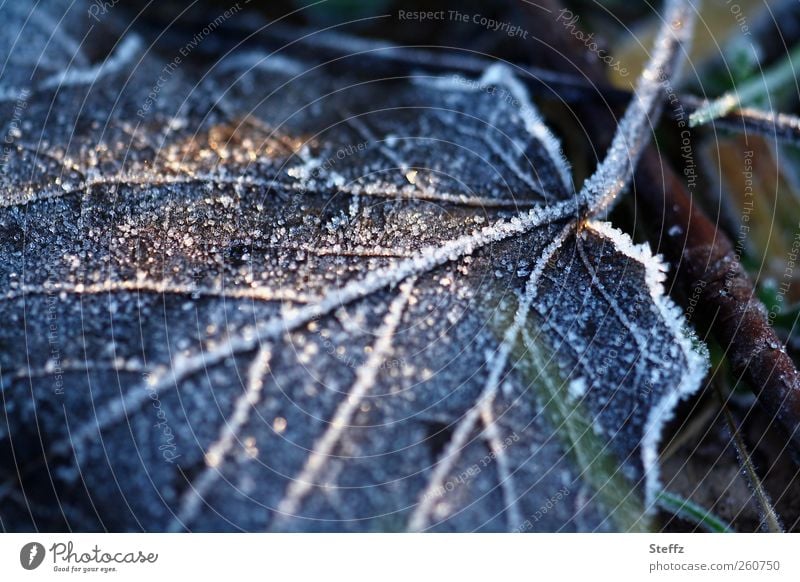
xmin=690 ymin=43 xmax=800 ymax=127
xmin=655 ymin=490 xmax=734 ymax=533
xmin=715 ymin=385 xmax=785 ymax=533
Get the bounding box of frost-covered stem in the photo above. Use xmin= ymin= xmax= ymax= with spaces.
xmin=579 ymin=0 xmax=695 ymax=216
xmin=636 ymin=151 xmax=800 ymax=449
xmin=680 ymin=95 xmax=800 ymax=147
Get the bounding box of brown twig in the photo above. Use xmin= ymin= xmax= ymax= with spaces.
xmin=525 ymin=0 xmax=800 ymax=447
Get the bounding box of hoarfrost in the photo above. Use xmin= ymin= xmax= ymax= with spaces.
xmin=0 ymin=0 xmax=706 ymax=533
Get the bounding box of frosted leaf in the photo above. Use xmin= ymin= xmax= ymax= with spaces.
xmin=0 ymin=0 xmax=705 ymax=532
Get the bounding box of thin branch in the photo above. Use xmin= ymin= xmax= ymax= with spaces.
xmin=272 ymin=278 xmax=416 ymax=527
xmin=689 ymin=44 xmax=800 ymax=127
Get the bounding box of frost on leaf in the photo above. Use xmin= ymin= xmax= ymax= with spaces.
xmin=0 ymin=0 xmax=705 ymax=532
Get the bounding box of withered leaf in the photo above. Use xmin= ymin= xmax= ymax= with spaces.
xmin=0 ymin=0 xmax=705 ymax=532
